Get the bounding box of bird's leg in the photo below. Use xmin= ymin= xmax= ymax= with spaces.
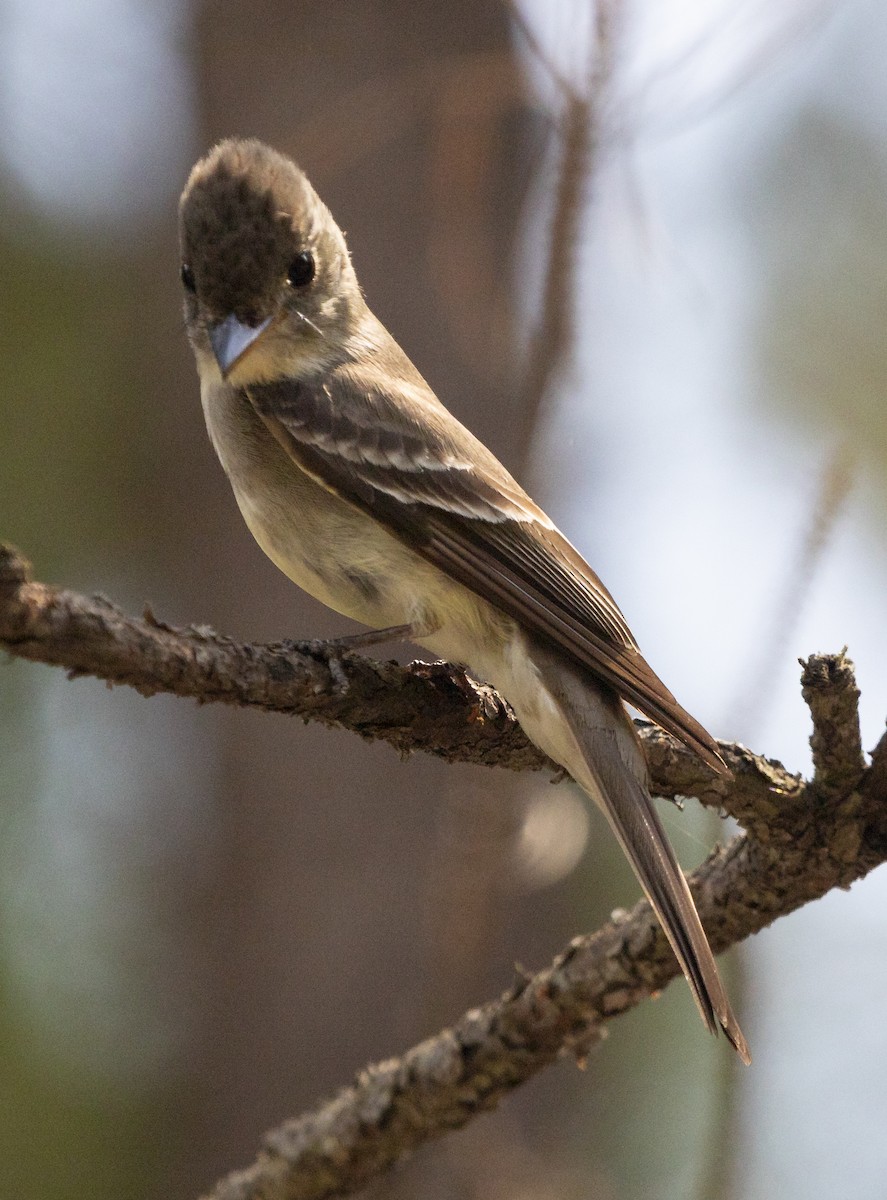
xmin=322 ymin=611 xmax=444 ymax=650
xmin=291 ymin=624 xmax=425 ymax=697
xmin=289 ymin=621 xmax=441 ymax=696
xmin=320 ymin=623 xmax=415 ymax=650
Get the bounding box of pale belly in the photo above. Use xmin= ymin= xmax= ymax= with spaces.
xmin=200 ymin=378 xmax=515 ymax=666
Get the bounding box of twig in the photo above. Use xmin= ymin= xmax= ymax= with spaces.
xmin=512 ymin=1 xmax=622 ymax=459
xmin=800 ymin=649 xmax=865 ymax=799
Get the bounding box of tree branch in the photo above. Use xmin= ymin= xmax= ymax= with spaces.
xmin=0 ymin=543 xmax=540 ymax=770
xmin=0 ymin=544 xmax=795 ymax=814
xmin=2 ymin=544 xmax=883 ymax=1200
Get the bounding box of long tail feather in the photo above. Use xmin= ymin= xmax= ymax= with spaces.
xmin=583 ymin=722 xmax=750 ymax=1062
xmin=528 ymin=650 xmax=750 ymax=1064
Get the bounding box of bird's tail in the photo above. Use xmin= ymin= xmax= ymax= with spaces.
xmin=526 ymin=648 xmax=750 ymax=1064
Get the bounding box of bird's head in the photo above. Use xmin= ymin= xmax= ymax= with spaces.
xmin=179 ymin=138 xmax=362 ymax=385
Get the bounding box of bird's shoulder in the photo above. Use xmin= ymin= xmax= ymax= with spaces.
xmin=249 ymin=312 xmax=547 ymax=524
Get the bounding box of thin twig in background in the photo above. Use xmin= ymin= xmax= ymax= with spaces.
xmin=727 ymin=443 xmax=855 ymax=742
xmin=511 ymin=0 xmax=623 ymax=460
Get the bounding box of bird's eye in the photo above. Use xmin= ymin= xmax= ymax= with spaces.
xmin=181 ymin=263 xmax=196 ymax=293
xmin=287 ymin=251 xmax=315 ymax=288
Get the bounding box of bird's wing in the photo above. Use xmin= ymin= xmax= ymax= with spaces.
xmin=246 ymin=364 xmax=727 ymax=774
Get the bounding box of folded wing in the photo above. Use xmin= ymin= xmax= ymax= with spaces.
xmin=247 ymin=361 xmax=727 ymax=775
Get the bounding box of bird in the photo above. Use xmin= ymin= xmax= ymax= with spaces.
xmin=178 ymin=138 xmax=749 ymax=1063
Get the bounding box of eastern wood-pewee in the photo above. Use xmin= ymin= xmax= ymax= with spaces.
xmin=179 ymin=139 xmax=749 ymax=1063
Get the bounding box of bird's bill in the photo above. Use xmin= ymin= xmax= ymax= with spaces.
xmin=208 ymin=312 xmax=274 ymax=377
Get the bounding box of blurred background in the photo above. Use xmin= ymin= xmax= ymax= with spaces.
xmin=2 ymin=1 xmax=886 ymax=1197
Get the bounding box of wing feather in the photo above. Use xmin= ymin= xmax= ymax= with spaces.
xmin=248 ymin=368 xmax=727 ymax=775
